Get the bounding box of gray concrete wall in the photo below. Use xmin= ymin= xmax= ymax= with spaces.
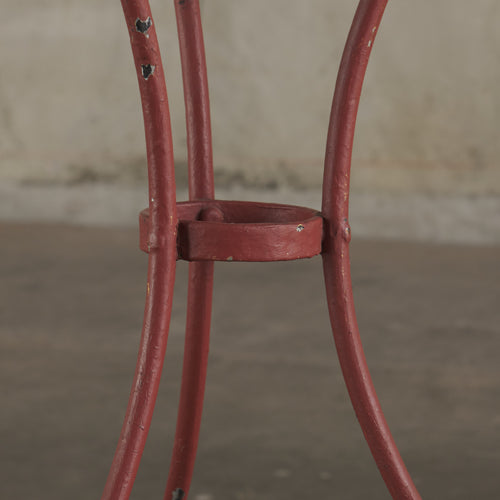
xmin=1 ymin=1 xmax=499 ymax=241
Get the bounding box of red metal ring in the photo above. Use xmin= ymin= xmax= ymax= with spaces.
xmin=140 ymin=200 xmax=323 ymax=262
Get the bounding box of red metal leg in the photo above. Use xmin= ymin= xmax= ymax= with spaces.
xmin=165 ymin=2 xmax=215 ymax=499
xmin=321 ymin=1 xmax=421 ymax=499
xmin=102 ymin=2 xmax=177 ymax=499
xmin=164 ymin=261 xmax=214 ymax=500
xmin=175 ymin=0 xmax=214 ymax=201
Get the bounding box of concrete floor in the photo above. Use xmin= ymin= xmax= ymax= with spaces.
xmin=1 ymin=222 xmax=499 ymax=499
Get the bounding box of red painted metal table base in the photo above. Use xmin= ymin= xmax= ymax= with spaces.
xmin=102 ymin=1 xmax=422 ymax=499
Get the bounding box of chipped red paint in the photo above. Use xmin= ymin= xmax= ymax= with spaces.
xmin=104 ymin=0 xmax=422 ymax=499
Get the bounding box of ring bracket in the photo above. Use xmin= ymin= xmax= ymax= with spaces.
xmin=139 ymin=200 xmax=323 ymax=262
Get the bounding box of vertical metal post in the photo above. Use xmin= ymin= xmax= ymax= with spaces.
xmin=164 ymin=2 xmax=216 ymax=499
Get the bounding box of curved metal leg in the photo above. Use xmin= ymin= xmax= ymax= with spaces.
xmin=102 ymin=2 xmax=178 ymax=498
xmin=321 ymin=1 xmax=421 ymax=498
xmin=165 ymin=2 xmax=215 ymax=499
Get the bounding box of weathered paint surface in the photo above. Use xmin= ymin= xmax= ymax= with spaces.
xmin=103 ymin=1 xmax=422 ymax=499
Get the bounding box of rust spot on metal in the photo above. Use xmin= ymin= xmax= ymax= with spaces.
xmin=141 ymin=64 xmax=155 ymax=80
xmin=135 ymin=17 xmax=153 ymax=35
xmin=172 ymin=489 xmax=185 ymax=500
